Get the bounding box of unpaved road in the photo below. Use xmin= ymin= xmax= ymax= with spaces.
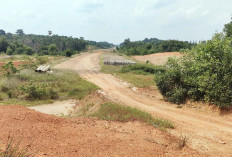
xmin=55 ymin=51 xmax=232 ymax=156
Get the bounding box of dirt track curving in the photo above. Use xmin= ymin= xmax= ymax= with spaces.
xmin=55 ymin=51 xmax=232 ymax=156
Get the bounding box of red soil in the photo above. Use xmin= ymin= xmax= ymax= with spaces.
xmin=0 ymin=105 xmax=201 ymax=157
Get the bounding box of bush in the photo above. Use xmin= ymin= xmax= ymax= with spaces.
xmin=20 ymin=84 xmax=48 ymax=100
xmin=6 ymin=47 xmax=13 ymax=55
xmin=65 ymin=49 xmax=72 ymax=57
xmin=36 ymin=56 xmax=49 ymax=65
xmin=155 ymin=33 xmax=232 ymax=107
xmin=1 ymin=62 xmax=19 ymax=77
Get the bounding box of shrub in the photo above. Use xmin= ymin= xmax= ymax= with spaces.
xmin=48 ymin=89 xmax=59 ymax=100
xmin=6 ymin=47 xmax=13 ymax=55
xmin=20 ymin=84 xmax=48 ymax=100
xmin=1 ymin=62 xmax=19 ymax=77
xmin=65 ymin=49 xmax=72 ymax=57
xmin=155 ymin=33 xmax=232 ymax=107
xmin=36 ymin=56 xmax=49 ymax=65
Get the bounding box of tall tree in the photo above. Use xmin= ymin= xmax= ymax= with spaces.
xmin=48 ymin=30 xmax=52 ymax=36
xmin=223 ymin=17 xmax=232 ymax=37
xmin=0 ymin=29 xmax=5 ymax=36
xmin=0 ymin=37 xmax=9 ymax=52
xmin=16 ymin=29 xmax=24 ymax=36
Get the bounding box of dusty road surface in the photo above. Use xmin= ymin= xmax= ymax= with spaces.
xmin=132 ymin=52 xmax=183 ymax=65
xmin=55 ymin=51 xmax=232 ymax=156
xmin=0 ymin=106 xmax=200 ymax=157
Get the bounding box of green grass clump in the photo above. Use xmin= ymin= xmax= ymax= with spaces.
xmin=91 ymin=103 xmax=174 ymax=129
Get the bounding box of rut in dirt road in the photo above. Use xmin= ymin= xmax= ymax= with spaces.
xmin=54 ymin=51 xmax=232 ymax=156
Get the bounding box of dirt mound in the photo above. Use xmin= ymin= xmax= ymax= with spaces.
xmin=0 ymin=105 xmax=200 ymax=157
xmin=133 ymin=52 xmax=183 ymax=65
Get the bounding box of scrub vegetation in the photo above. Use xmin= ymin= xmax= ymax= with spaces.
xmin=155 ymin=18 xmax=232 ymax=108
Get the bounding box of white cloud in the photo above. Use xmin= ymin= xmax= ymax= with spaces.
xmin=74 ymin=0 xmax=103 ymax=13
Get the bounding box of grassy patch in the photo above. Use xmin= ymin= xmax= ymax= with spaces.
xmin=101 ymin=54 xmax=157 ymax=88
xmin=91 ymin=103 xmax=174 ymax=129
xmin=0 ymin=69 xmax=99 ymax=106
xmin=101 ymin=64 xmax=123 ymax=74
xmin=117 ymin=73 xmax=156 ymax=88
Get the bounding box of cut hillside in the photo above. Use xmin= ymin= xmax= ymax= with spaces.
xmin=133 ymin=52 xmax=183 ymax=65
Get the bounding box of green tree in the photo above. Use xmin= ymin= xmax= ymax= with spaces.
xmin=48 ymin=44 xmax=58 ymax=55
xmin=16 ymin=29 xmax=24 ymax=36
xmin=48 ymin=30 xmax=52 ymax=36
xmin=156 ymin=33 xmax=232 ymax=107
xmin=224 ymin=17 xmax=232 ymax=37
xmin=25 ymin=47 xmax=34 ymax=55
xmin=0 ymin=29 xmax=5 ymax=36
xmin=6 ymin=47 xmax=13 ymax=55
xmin=0 ymin=37 xmax=9 ymax=52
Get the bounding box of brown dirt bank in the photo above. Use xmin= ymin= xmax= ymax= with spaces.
xmin=0 ymin=105 xmax=200 ymax=157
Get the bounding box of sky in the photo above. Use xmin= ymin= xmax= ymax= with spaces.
xmin=0 ymin=0 xmax=231 ymax=44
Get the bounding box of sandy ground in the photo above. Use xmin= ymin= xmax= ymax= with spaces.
xmin=132 ymin=52 xmax=183 ymax=65
xmin=29 ymin=100 xmax=77 ymax=116
xmin=54 ymin=51 xmax=232 ymax=156
xmin=0 ymin=105 xmax=200 ymax=157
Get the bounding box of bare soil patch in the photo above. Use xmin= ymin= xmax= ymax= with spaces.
xmin=0 ymin=61 xmax=25 ymax=68
xmin=0 ymin=105 xmax=200 ymax=157
xmin=132 ymin=52 xmax=183 ymax=65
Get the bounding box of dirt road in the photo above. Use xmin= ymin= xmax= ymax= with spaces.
xmin=55 ymin=51 xmax=232 ymax=156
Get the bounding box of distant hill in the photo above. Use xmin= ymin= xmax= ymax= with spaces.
xmin=0 ymin=30 xmax=114 ymax=56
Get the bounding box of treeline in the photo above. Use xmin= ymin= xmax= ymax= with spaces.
xmin=0 ymin=29 xmax=114 ymax=56
xmin=88 ymin=41 xmax=114 ymax=49
xmin=118 ymin=38 xmax=196 ymax=55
